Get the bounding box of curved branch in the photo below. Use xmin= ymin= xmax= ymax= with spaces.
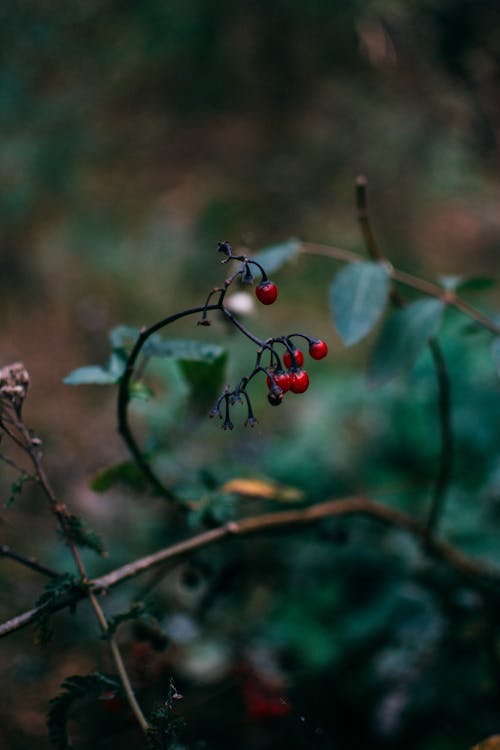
xmin=117 ymin=304 xmax=223 ymax=502
xmin=2 ymin=495 xmax=499 ymax=639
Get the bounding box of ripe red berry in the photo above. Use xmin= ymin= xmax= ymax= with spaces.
xmin=309 ymin=340 xmax=328 ymax=360
xmin=290 ymin=369 xmax=309 ymax=393
xmin=255 ymin=281 xmax=278 ymax=305
xmin=266 ymin=370 xmax=292 ymax=393
xmin=283 ymin=348 xmax=304 ymax=369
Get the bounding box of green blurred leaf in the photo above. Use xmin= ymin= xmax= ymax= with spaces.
xmin=439 ymin=275 xmax=462 ymax=291
xmin=330 ymin=261 xmax=390 ymax=345
xmin=145 ymin=338 xmax=225 ymax=362
xmin=129 ymin=381 xmax=154 ymax=401
xmin=178 ymin=351 xmax=227 ymax=412
xmin=91 ymin=461 xmax=148 ymax=493
xmin=368 ymin=298 xmax=445 ymax=387
xmin=108 ymin=351 xmax=127 ymax=378
xmin=63 ymin=366 xmax=118 ymax=386
xmin=492 ymin=337 xmax=500 ymax=377
xmin=109 ymin=325 xmax=141 ymax=349
xmin=456 ymin=277 xmax=497 ymax=293
xmin=252 ymin=238 xmax=301 ymax=274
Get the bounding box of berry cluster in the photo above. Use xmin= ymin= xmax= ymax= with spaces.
xmin=205 ymin=242 xmax=329 ymax=429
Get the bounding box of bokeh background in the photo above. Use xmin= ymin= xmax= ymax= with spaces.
xmin=1 ymin=2 xmax=499 ymax=749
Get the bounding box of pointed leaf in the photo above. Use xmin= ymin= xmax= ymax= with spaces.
xmin=252 ymin=238 xmax=301 ymax=274
xmin=144 ymin=338 xmax=225 ymax=362
xmin=91 ymin=461 xmax=148 ymax=493
xmin=368 ymin=298 xmax=445 ymax=387
xmin=330 ymin=261 xmax=390 ymax=345
xmin=63 ymin=366 xmax=118 ymax=386
xmin=109 ymin=325 xmax=141 ymax=349
xmin=456 ymin=276 xmax=497 ymax=293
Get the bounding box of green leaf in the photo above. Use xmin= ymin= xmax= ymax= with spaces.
xmin=455 ymin=277 xmax=497 ymax=293
xmin=64 ymin=515 xmax=106 ymax=556
xmin=178 ymin=351 xmax=227 ymax=413
xmin=145 ymin=337 xmax=225 ymax=362
xmin=368 ymin=298 xmax=445 ymax=387
xmin=109 ymin=325 xmax=140 ymax=349
xmin=108 ymin=350 xmax=127 ymax=378
xmin=63 ymin=366 xmax=117 ymax=386
xmin=252 ymin=238 xmax=301 ymax=274
xmin=129 ymin=381 xmax=154 ymax=400
xmin=329 ymin=261 xmax=390 ymax=346
xmin=439 ymin=275 xmax=462 ymax=291
xmin=48 ymin=673 xmax=121 ymax=750
xmin=91 ymin=461 xmax=148 ymax=493
xmin=5 ymin=473 xmax=31 ymax=508
xmin=492 ymin=337 xmax=500 ymax=377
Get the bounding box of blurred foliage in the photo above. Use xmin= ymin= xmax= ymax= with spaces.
xmin=1 ymin=1 xmax=500 ymax=749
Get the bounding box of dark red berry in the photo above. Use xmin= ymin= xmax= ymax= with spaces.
xmin=309 ymin=340 xmax=328 ymax=360
xmin=256 ymin=281 xmax=278 ymax=305
xmin=283 ymin=348 xmax=304 ymax=368
xmin=266 ymin=370 xmax=292 ymax=393
xmin=290 ymin=369 xmax=309 ymax=393
xmin=268 ymin=391 xmax=283 ymax=406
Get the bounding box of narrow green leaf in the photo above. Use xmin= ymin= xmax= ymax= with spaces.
xmin=91 ymin=461 xmax=148 ymax=493
xmin=368 ymin=298 xmax=445 ymax=387
xmin=455 ymin=276 xmax=497 ymax=293
xmin=492 ymin=337 xmax=500 ymax=377
xmin=145 ymin=338 xmax=225 ymax=362
xmin=330 ymin=261 xmax=390 ymax=346
xmin=252 ymin=238 xmax=301 ymax=274
xmin=63 ymin=366 xmax=117 ymax=386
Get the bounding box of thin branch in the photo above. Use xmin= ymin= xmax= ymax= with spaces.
xmin=300 ymin=245 xmax=500 ymax=336
xmin=355 ymin=175 xmax=383 ymax=261
xmin=426 ymin=338 xmax=453 ymax=534
xmin=1 ymin=404 xmax=149 ymax=733
xmin=0 ymin=544 xmax=59 ymax=578
xmin=87 ymin=589 xmax=149 ymax=732
xmin=352 ymin=176 xmax=454 ymax=535
xmin=2 ymin=495 xmax=499 ymax=639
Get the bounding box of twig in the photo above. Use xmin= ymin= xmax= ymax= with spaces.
xmin=426 ymin=338 xmax=453 ymax=534
xmin=1 ymin=495 xmax=499 ymax=639
xmin=1 ymin=404 xmax=150 ymax=733
xmin=0 ymin=544 xmax=59 ymax=578
xmin=353 ymin=176 xmax=454 ymax=535
xmin=300 ymin=245 xmax=500 ymax=336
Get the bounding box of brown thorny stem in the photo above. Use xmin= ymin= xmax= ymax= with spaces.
xmin=1 ymin=495 xmax=500 ymax=640
xmin=1 ymin=403 xmax=149 ymax=733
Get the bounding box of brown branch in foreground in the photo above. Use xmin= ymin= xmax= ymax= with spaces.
xmin=2 ymin=495 xmax=499 ymax=640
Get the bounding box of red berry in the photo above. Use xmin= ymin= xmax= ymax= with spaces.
xmin=267 ymin=370 xmax=292 ymax=393
xmin=290 ymin=369 xmax=309 ymax=393
xmin=283 ymin=348 xmax=304 ymax=368
xmin=255 ymin=280 xmax=278 ymax=305
xmin=309 ymin=340 xmax=328 ymax=360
